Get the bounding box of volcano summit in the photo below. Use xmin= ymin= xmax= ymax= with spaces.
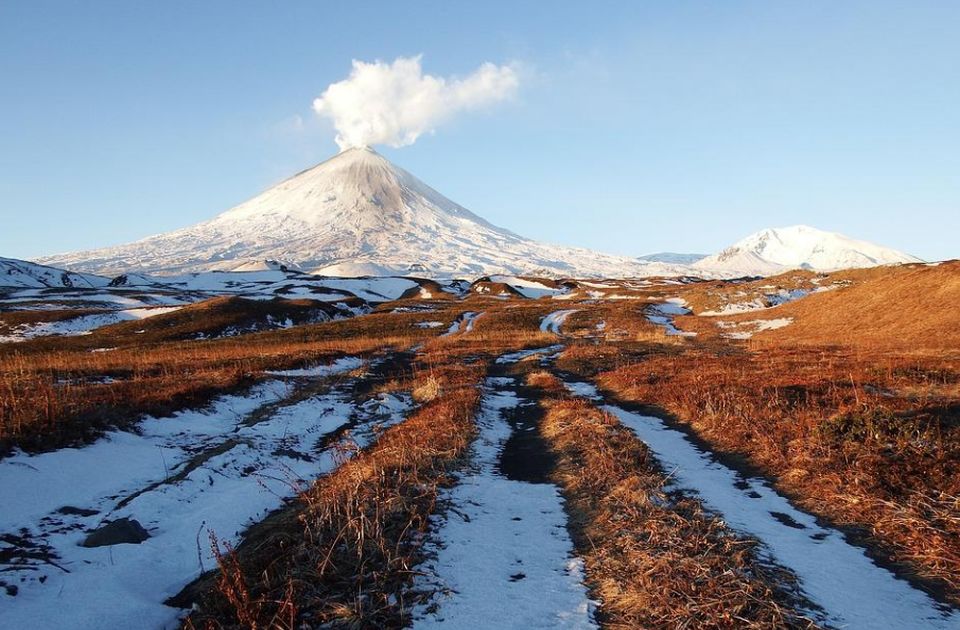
xmin=39 ymin=147 xmax=669 ymax=278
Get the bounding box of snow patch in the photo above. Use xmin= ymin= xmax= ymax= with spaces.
xmin=540 ymin=309 xmax=579 ymax=335
xmin=412 ymin=379 xmax=596 ymax=628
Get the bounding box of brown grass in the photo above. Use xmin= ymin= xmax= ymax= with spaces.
xmin=673 ymin=262 xmax=960 ymax=353
xmin=595 ymin=345 xmax=960 ymax=600
xmin=532 ymin=373 xmax=818 ymax=628
xmin=0 ymin=305 xmax=456 ymax=454
xmin=182 ymin=360 xmax=484 ymax=629
xmin=750 ymin=261 xmax=960 ymax=351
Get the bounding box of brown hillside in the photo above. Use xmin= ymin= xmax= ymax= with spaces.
xmin=746 ymin=262 xmax=960 ymax=352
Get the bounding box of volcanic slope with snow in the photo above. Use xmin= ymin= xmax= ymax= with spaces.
xmin=38 ymin=148 xmax=682 ymax=279
xmin=694 ymin=225 xmax=922 ymax=276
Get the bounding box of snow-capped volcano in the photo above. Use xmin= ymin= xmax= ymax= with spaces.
xmin=38 ymin=147 xmax=674 ymax=278
xmin=694 ymin=225 xmax=922 ymax=276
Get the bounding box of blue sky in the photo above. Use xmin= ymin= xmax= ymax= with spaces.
xmin=1 ymin=1 xmax=957 ymax=261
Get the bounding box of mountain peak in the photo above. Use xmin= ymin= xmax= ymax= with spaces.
xmin=694 ymin=225 xmax=922 ymax=275
xmin=35 ymin=151 xmax=665 ymax=279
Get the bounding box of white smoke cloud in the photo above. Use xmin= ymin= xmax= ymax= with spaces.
xmin=312 ymin=56 xmax=519 ymax=151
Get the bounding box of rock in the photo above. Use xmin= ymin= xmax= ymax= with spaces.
xmin=57 ymin=505 xmax=99 ymax=517
xmin=81 ymin=518 xmax=150 ymax=547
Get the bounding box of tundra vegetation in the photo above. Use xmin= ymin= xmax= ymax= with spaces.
xmin=1 ymin=261 xmax=957 ymax=627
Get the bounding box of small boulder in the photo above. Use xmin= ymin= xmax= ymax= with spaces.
xmin=82 ymin=518 xmax=150 ymax=547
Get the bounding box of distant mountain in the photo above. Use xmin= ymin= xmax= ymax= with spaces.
xmin=37 ymin=147 xmax=684 ymax=279
xmin=639 ymin=252 xmax=708 ymax=265
xmin=0 ymin=257 xmax=110 ymax=289
xmin=693 ymin=225 xmax=922 ymax=276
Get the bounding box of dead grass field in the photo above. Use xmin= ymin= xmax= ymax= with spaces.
xmin=0 ymin=306 xmax=458 ymax=454
xmin=530 ymin=370 xmax=819 ymax=628
xmin=590 ymin=347 xmax=960 ymax=597
xmin=2 ymin=263 xmax=958 ymax=621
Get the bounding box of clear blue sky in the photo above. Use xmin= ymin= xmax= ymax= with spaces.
xmin=1 ymin=1 xmax=957 ymax=261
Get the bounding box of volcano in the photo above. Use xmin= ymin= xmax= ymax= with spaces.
xmin=38 ymin=147 xmax=670 ymax=278
xmin=693 ymin=225 xmax=922 ymax=276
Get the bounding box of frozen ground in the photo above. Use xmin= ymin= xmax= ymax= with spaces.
xmin=0 ymin=358 xmax=409 ymax=630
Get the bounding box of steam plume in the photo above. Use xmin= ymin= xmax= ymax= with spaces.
xmin=312 ymin=56 xmax=519 ymax=151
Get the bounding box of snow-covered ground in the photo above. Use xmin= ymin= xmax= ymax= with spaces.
xmin=412 ymin=374 xmax=595 ymax=628
xmin=694 ymin=225 xmax=922 ymax=276
xmin=540 ymin=309 xmax=579 ymax=335
xmin=644 ymin=298 xmax=696 ymax=337
xmin=442 ymin=311 xmax=483 ymax=336
xmin=0 ymin=306 xmax=183 ymax=343
xmin=562 ymin=379 xmax=957 ymax=629
xmin=265 ymin=356 xmax=364 ymax=377
xmin=0 ymin=257 xmax=110 ymax=289
xmin=0 ymin=357 xmax=409 ymax=630
xmin=718 ymin=317 xmax=794 ymax=340
xmin=489 ymin=276 xmax=570 ymax=299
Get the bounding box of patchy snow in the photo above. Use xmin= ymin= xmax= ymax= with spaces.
xmin=0 ymin=358 xmax=411 ymax=630
xmin=495 ymin=345 xmax=565 ymax=365
xmin=489 ymin=276 xmax=570 ymax=299
xmin=602 ymin=294 xmax=646 ymax=300
xmin=0 ymin=306 xmax=184 ymax=343
xmin=719 ymin=318 xmax=794 ymax=340
xmin=577 ymin=281 xmax=617 ymax=289
xmin=412 ymin=378 xmax=595 ymax=629
xmin=463 ymin=311 xmax=482 ymax=332
xmin=645 ymin=300 xmax=696 ymax=337
xmin=441 ymin=311 xmax=483 ymax=337
xmin=540 ymin=309 xmax=579 ymax=335
xmin=702 ymin=288 xmax=814 ymax=316
xmin=264 ymin=356 xmax=364 ymax=377
xmin=702 ymin=300 xmax=769 ymax=316
xmin=561 ymin=380 xmax=956 ymax=629
xmin=417 ymin=321 xmax=446 ymax=329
